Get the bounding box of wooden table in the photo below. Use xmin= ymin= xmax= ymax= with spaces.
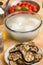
xmin=0 ymin=0 xmax=43 ymax=65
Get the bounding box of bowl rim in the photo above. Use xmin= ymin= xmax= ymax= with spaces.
xmin=4 ymin=12 xmax=42 ymax=33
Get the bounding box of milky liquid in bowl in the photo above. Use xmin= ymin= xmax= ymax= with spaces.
xmin=6 ymin=14 xmax=40 ymax=32
xmin=5 ymin=14 xmax=41 ymax=41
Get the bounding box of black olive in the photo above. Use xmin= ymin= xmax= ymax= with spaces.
xmin=18 ymin=50 xmax=35 ymax=63
xmin=0 ymin=2 xmax=3 ymax=6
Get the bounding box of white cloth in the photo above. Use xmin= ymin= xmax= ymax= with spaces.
xmin=0 ymin=8 xmax=4 ymax=15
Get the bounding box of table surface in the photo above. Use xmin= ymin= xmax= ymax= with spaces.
xmin=0 ymin=0 xmax=43 ymax=65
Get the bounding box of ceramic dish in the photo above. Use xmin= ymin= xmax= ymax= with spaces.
xmin=4 ymin=12 xmax=42 ymax=42
xmin=4 ymin=45 xmax=42 ymax=65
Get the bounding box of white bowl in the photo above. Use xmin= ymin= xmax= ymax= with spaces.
xmin=4 ymin=12 xmax=42 ymax=42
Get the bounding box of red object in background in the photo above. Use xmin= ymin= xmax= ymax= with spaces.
xmin=17 ymin=2 xmax=22 ymax=6
xmin=33 ymin=6 xmax=37 ymax=12
xmin=9 ymin=2 xmax=38 ymax=14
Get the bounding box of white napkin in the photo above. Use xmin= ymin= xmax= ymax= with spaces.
xmin=0 ymin=8 xmax=4 ymax=15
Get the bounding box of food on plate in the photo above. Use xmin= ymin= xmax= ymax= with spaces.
xmin=34 ymin=53 xmax=42 ymax=63
xmin=24 ymin=51 xmax=34 ymax=63
xmin=9 ymin=44 xmax=22 ymax=53
xmin=30 ymin=45 xmax=39 ymax=53
xmin=8 ymin=53 xmax=13 ymax=61
xmin=9 ymin=52 xmax=22 ymax=61
xmin=8 ymin=2 xmax=38 ymax=14
xmin=9 ymin=47 xmax=18 ymax=53
xmin=9 ymin=61 xmax=17 ymax=65
xmin=16 ymin=59 xmax=23 ymax=65
xmin=12 ymin=52 xmax=22 ymax=61
xmin=8 ymin=42 xmax=42 ymax=65
xmin=21 ymin=42 xmax=39 ymax=53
